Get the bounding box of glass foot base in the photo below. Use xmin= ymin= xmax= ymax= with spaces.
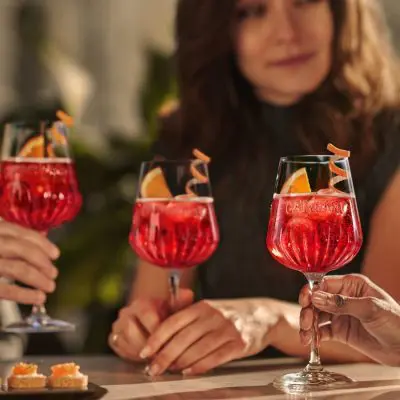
xmin=273 ymin=368 xmax=355 ymax=394
xmin=3 ymin=318 xmax=75 ymax=334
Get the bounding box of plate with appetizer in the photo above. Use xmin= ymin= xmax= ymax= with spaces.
xmin=0 ymin=362 xmax=106 ymax=398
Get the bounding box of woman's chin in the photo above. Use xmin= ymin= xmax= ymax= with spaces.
xmin=257 ymin=81 xmax=325 ymax=106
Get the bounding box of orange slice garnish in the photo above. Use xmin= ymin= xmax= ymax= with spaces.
xmin=18 ymin=137 xmax=55 ymax=158
xmin=12 ymin=363 xmax=38 ymax=376
xmin=17 ymin=111 xmax=71 ymax=158
xmin=185 ymin=149 xmax=211 ymax=196
xmin=280 ymin=167 xmax=311 ymax=194
xmin=50 ymin=363 xmax=80 ymax=377
xmin=56 ymin=110 xmax=74 ymax=127
xmin=141 ymin=167 xmax=173 ymax=198
xmin=327 ymin=143 xmax=350 ymax=193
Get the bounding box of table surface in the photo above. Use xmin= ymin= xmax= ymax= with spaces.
xmin=1 ymin=355 xmax=400 ymax=400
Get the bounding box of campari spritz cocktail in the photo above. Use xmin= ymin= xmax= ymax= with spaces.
xmin=0 ymin=119 xmax=82 ymax=333
xmin=130 ymin=157 xmax=219 ymax=306
xmin=267 ymin=152 xmax=362 ymax=393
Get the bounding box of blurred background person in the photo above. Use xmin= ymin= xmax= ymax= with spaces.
xmin=111 ymin=0 xmax=400 ymax=376
xmin=0 ymin=0 xmax=399 ymax=360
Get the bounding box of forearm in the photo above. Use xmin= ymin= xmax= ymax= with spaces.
xmin=214 ymin=297 xmax=372 ymax=363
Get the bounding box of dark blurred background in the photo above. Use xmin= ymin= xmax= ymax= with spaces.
xmin=0 ymin=0 xmax=398 ymax=356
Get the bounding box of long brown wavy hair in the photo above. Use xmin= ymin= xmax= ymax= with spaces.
xmin=158 ymin=0 xmax=400 ymax=179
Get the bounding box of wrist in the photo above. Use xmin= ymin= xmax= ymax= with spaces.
xmin=267 ymin=314 xmax=285 ymax=347
xmin=259 ymin=299 xmax=305 ymax=357
xmin=370 ymin=345 xmax=400 ymax=366
xmin=205 ymin=298 xmax=277 ymax=354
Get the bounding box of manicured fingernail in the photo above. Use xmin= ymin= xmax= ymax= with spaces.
xmin=298 ymin=292 xmax=304 ymax=304
xmin=140 ymin=346 xmax=151 ymax=359
xmin=169 ymin=363 xmax=178 ymax=371
xmin=36 ymin=292 xmax=46 ymax=305
xmin=182 ymin=368 xmax=192 ymax=376
xmin=148 ymin=364 xmax=160 ymax=376
xmin=312 ymin=291 xmax=328 ymax=306
xmin=51 ymin=247 xmax=60 ymax=259
xmin=51 ymin=267 xmax=59 ymax=279
xmin=47 ymin=281 xmax=56 ymax=293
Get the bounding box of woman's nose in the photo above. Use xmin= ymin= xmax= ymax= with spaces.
xmin=267 ymin=6 xmax=298 ymax=45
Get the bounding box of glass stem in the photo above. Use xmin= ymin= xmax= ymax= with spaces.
xmin=31 ymin=304 xmax=48 ymax=317
xmin=27 ymin=304 xmax=50 ymax=326
xmin=169 ymin=270 xmax=181 ymax=312
xmin=29 ymin=230 xmax=51 ymax=325
xmin=30 ymin=231 xmax=51 ymax=320
xmin=306 ymin=276 xmax=323 ymax=372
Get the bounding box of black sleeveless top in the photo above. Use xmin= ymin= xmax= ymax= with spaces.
xmin=152 ymin=103 xmax=400 ymax=356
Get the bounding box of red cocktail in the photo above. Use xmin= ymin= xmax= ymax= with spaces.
xmin=267 ymin=193 xmax=362 ymax=274
xmin=130 ymin=198 xmax=219 ymax=269
xmin=0 ymin=159 xmax=82 ymax=232
xmin=131 ymin=155 xmax=219 ymax=305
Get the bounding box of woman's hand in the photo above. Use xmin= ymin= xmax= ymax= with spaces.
xmin=0 ymin=221 xmax=59 ymax=304
xmin=299 ymin=274 xmax=400 ymax=366
xmin=141 ymin=298 xmax=280 ymax=376
xmin=109 ymin=290 xmax=193 ymax=362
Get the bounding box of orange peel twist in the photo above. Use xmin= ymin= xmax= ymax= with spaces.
xmin=56 ymin=110 xmax=74 ymax=127
xmin=49 ymin=110 xmax=74 ymax=147
xmin=184 ymin=149 xmax=211 ymax=197
xmin=327 ymin=143 xmax=350 ymax=192
xmin=50 ymin=124 xmax=68 ymax=146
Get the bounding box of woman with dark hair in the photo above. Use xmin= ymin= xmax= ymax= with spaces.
xmin=110 ymin=0 xmax=400 ymax=375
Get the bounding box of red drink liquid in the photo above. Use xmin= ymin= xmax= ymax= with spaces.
xmin=267 ymin=193 xmax=362 ymax=274
xmin=0 ymin=159 xmax=82 ymax=231
xmin=130 ymin=198 xmax=219 ymax=269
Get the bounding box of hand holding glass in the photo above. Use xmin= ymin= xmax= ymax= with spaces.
xmin=0 ymin=120 xmax=82 ymax=333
